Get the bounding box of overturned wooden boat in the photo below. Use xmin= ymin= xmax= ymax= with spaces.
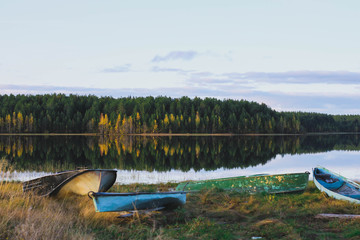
xmin=175 ymin=172 xmax=310 ymax=194
xmin=89 ymin=191 xmax=187 ymax=212
xmin=23 ymin=169 xmax=117 ymax=197
xmin=313 ymin=166 xmax=360 ymax=204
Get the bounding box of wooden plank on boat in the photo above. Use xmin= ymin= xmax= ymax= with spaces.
xmin=315 ymin=213 xmax=360 ymax=219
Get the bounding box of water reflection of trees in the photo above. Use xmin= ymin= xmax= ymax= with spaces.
xmin=1 ymin=134 xmax=360 ymax=172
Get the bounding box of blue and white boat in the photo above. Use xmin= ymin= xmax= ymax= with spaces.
xmin=89 ymin=191 xmax=187 ymax=212
xmin=313 ymin=166 xmax=360 ymax=204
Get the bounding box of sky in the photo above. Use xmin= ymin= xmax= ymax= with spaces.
xmin=1 ymin=0 xmax=360 ymax=114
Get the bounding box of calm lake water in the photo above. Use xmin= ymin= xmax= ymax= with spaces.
xmin=1 ymin=134 xmax=360 ymax=183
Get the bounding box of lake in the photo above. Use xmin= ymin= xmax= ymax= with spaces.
xmin=1 ymin=134 xmax=360 ymax=184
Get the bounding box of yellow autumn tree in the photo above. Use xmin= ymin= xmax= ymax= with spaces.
xmin=98 ymin=113 xmax=110 ymax=135
xmin=17 ymin=112 xmax=23 ymax=133
xmin=115 ymin=114 xmax=121 ymax=134
xmin=195 ymin=111 xmax=201 ymax=130
xmin=153 ymin=120 xmax=158 ymax=133
xmin=136 ymin=112 xmax=141 ymax=121
xmin=170 ymin=114 xmax=175 ymax=123
xmin=29 ymin=114 xmax=34 ymax=132
xmin=163 ymin=114 xmax=170 ymax=131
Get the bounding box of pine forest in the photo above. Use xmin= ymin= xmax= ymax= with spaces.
xmin=0 ymin=94 xmax=359 ymax=134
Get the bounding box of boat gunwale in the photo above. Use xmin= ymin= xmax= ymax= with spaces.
xmin=24 ymin=169 xmax=117 ymax=182
xmin=90 ymin=191 xmax=187 ymax=212
xmin=177 ymin=171 xmax=310 ymax=184
xmin=90 ymin=191 xmax=187 ymax=198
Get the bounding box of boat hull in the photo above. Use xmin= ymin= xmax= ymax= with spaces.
xmin=175 ymin=172 xmax=310 ymax=194
xmin=313 ymin=166 xmax=360 ymax=204
xmin=90 ymin=192 xmax=187 ymax=212
xmin=23 ymin=169 xmax=117 ymax=197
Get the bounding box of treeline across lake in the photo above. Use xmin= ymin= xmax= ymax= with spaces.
xmin=0 ymin=94 xmax=360 ymax=134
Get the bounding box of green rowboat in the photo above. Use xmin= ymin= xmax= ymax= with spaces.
xmin=175 ymin=172 xmax=310 ymax=194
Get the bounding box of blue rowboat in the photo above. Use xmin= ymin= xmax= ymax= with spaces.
xmin=89 ymin=191 xmax=187 ymax=212
xmin=313 ymin=166 xmax=360 ymax=204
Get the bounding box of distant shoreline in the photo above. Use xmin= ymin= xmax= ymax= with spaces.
xmin=0 ymin=132 xmax=359 ymax=137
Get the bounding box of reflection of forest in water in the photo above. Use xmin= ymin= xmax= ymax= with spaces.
xmin=1 ymin=134 xmax=360 ymax=172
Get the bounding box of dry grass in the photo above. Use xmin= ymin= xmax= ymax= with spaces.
xmin=0 ymin=159 xmax=92 ymax=240
xmin=0 ymin=182 xmax=124 ymax=240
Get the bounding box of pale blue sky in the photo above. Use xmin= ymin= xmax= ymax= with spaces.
xmin=1 ymin=1 xmax=360 ymax=114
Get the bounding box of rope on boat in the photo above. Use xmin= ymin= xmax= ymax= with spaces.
xmin=88 ymin=191 xmax=95 ymax=199
xmin=182 ymin=182 xmax=190 ymax=192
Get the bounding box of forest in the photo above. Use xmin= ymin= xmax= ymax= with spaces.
xmin=0 ymin=94 xmax=359 ymax=134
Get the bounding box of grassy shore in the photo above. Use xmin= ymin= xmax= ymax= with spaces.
xmin=1 ymin=159 xmax=360 ymax=239
xmin=1 ymin=176 xmax=360 ymax=240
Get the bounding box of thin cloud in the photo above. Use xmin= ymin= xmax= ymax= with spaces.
xmin=186 ymin=72 xmax=251 ymax=86
xmin=101 ymin=64 xmax=131 ymax=73
xmin=255 ymin=92 xmax=360 ymax=114
xmin=151 ymin=66 xmax=191 ymax=75
xmin=231 ymin=71 xmax=360 ymax=84
xmin=151 ymin=51 xmax=198 ymax=62
xmin=186 ymin=70 xmax=360 ymax=86
xmin=190 ymin=72 xmax=213 ymax=78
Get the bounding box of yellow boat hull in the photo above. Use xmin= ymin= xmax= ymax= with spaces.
xmin=23 ymin=169 xmax=117 ymax=197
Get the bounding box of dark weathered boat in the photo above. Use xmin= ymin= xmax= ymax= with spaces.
xmin=175 ymin=172 xmax=310 ymax=194
xmin=89 ymin=191 xmax=187 ymax=212
xmin=23 ymin=169 xmax=117 ymax=197
xmin=313 ymin=166 xmax=360 ymax=204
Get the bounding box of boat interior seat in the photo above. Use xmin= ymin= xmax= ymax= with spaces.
xmin=317 ymin=179 xmax=344 ymax=191
xmin=315 ymin=173 xmax=341 ymax=183
xmin=314 ymin=173 xmax=333 ymax=180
